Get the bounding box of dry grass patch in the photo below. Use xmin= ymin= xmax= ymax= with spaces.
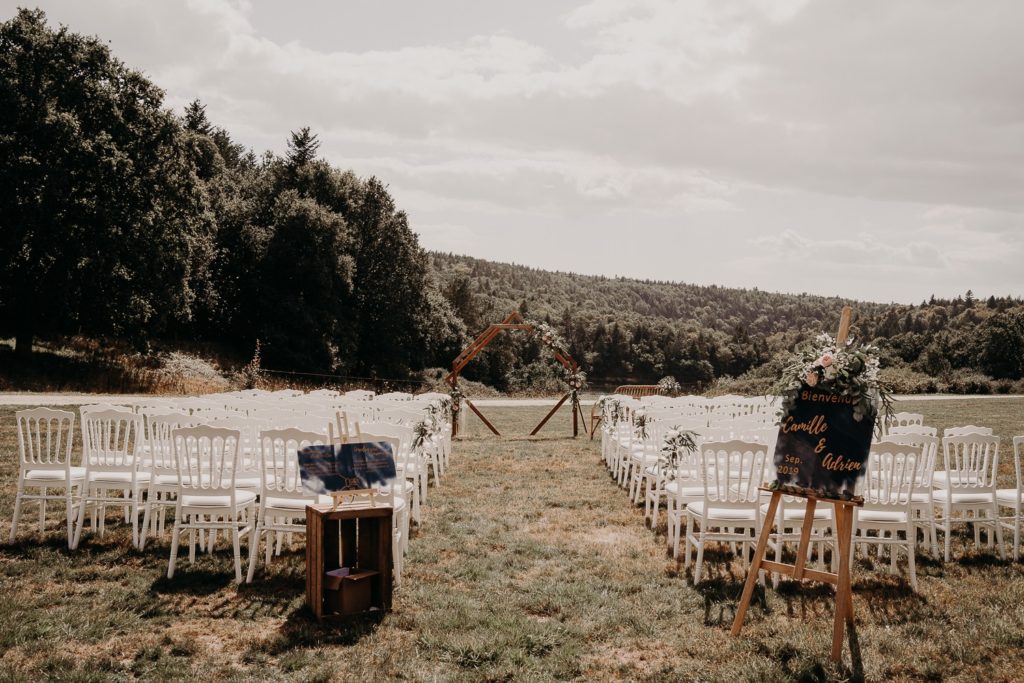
xmin=0 ymin=400 xmax=1022 ymax=681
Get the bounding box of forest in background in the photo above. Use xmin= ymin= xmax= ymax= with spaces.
xmin=3 ymin=9 xmax=1024 ymax=396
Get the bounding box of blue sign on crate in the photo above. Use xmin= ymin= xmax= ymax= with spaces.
xmin=297 ymin=441 xmax=397 ymax=495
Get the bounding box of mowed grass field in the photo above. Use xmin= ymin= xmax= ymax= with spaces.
xmin=0 ymin=398 xmax=1023 ymax=682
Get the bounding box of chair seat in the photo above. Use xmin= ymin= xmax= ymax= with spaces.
xmin=25 ymin=467 xmax=86 ymax=482
xmin=910 ymin=491 xmax=932 ymax=504
xmin=763 ymin=504 xmax=832 ymax=522
xmin=664 ymin=482 xmax=703 ymax=498
xmin=152 ymin=473 xmax=182 ymax=486
xmin=996 ymin=488 xmax=1024 ymax=506
xmin=87 ymin=471 xmax=151 ymax=485
xmin=181 ymin=490 xmax=257 ymax=508
xmin=933 ymin=471 xmax=991 ymax=489
xmin=263 ymin=495 xmax=319 ymax=510
xmin=932 ymin=489 xmax=995 ymax=504
xmin=857 ymin=509 xmax=910 ymax=524
xmin=234 ymin=476 xmax=263 ymax=490
xmin=687 ymin=501 xmax=757 ymax=522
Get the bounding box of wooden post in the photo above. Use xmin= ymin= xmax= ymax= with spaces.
xmin=836 ymin=305 xmax=852 ymax=345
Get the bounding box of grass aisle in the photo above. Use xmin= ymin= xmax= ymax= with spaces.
xmin=2 ymin=402 xmax=1024 ymax=681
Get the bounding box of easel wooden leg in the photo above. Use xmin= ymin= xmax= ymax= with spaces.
xmin=831 ymin=502 xmax=854 ymax=662
xmin=731 ymin=491 xmax=781 ymax=636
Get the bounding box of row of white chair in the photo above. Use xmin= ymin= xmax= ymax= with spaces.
xmin=597 ymin=395 xmax=1024 ymax=590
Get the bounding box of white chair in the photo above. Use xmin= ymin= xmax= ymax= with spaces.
xmin=71 ymin=408 xmax=148 ymax=549
xmin=853 ymin=443 xmax=922 ymax=590
xmin=882 ymin=433 xmax=939 ymax=556
xmin=934 ymin=433 xmax=1003 ymax=562
xmin=885 ymin=412 xmax=924 ymax=435
xmin=888 ymin=425 xmax=938 ymax=438
xmin=138 ymin=412 xmax=197 ymax=550
xmin=358 ymin=422 xmax=421 ymax=529
xmin=684 ymin=440 xmax=769 ymax=583
xmin=10 ymin=408 xmax=83 ymax=547
xmin=352 ymin=431 xmax=408 ymax=586
xmin=167 ymin=426 xmax=255 ymax=584
xmin=246 ymin=428 xmax=327 ymax=583
xmin=997 ymin=436 xmax=1024 ymax=561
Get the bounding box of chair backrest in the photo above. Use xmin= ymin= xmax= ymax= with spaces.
xmin=886 ymin=412 xmax=924 ymax=432
xmin=375 ymin=407 xmax=425 ymax=427
xmin=944 ymin=425 xmax=993 ymax=437
xmin=145 ymin=412 xmax=199 ymax=473
xmin=16 ymin=407 xmax=75 ymax=471
xmin=172 ymin=426 xmax=241 ymax=493
xmin=888 ymin=424 xmax=938 ymax=437
xmin=259 ymin=428 xmax=327 ymax=496
xmin=881 ymin=433 xmax=939 ymax=489
xmin=942 ymin=433 xmax=1000 ymax=489
xmin=80 ymin=408 xmax=141 ymax=471
xmin=1012 ymin=436 xmax=1024 ymax=501
xmin=864 ymin=442 xmax=921 ymax=507
xmin=344 ymin=390 xmax=375 ymax=400
xmin=701 ymin=440 xmax=769 ymax=505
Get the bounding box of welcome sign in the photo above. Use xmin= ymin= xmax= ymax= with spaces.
xmin=772 ymin=385 xmax=875 ymax=498
xmin=298 ymin=441 xmax=397 ymax=496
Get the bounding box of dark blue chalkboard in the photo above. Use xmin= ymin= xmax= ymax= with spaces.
xmin=773 ymin=385 xmax=875 ymax=497
xmin=298 ymin=441 xmax=397 ymax=495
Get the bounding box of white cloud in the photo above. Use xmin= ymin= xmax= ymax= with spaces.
xmin=9 ymin=0 xmax=1024 ymax=301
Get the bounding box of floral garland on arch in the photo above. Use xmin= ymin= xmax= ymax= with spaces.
xmin=529 ymin=319 xmax=587 ymax=394
xmin=448 ymin=384 xmax=465 ymax=415
xmin=772 ymin=332 xmax=894 ymax=423
xmin=659 ymin=427 xmax=699 ymax=481
xmin=529 ymin=320 xmax=570 ymax=357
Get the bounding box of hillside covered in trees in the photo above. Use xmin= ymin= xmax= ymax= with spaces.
xmin=2 ymin=9 xmax=1023 ymax=396
xmin=430 ymin=253 xmax=1024 ymax=394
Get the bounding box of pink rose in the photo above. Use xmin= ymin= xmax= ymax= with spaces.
xmin=818 ymin=353 xmax=834 ymax=368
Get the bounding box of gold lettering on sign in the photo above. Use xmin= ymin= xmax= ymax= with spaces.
xmin=800 ymin=390 xmax=855 ymax=405
xmin=821 ymin=452 xmax=862 ymax=472
xmin=781 ymin=414 xmax=829 ymax=436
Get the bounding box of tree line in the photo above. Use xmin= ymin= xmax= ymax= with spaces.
xmin=3 ymin=9 xmax=1022 ymax=394
xmin=0 ymin=9 xmax=464 ymax=379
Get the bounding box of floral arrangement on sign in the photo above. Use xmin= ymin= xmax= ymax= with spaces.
xmin=657 ymin=375 xmax=682 ymax=397
xmin=659 ymin=427 xmax=699 ymax=481
xmin=773 ymin=332 xmax=893 ymax=423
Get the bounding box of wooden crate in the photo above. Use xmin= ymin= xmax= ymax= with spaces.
xmin=305 ymin=503 xmax=393 ymax=620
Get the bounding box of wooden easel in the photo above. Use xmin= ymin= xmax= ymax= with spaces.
xmin=730 ymin=306 xmax=862 ymax=663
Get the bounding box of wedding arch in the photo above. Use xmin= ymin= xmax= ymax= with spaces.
xmin=446 ymin=311 xmax=587 ymax=437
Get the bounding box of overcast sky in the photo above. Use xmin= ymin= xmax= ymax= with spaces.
xmin=10 ymin=1 xmax=1024 ymax=303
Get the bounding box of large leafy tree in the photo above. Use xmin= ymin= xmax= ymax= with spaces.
xmin=0 ymin=9 xmax=212 ymax=357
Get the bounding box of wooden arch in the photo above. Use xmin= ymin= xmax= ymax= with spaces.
xmin=446 ymin=311 xmax=587 ymax=437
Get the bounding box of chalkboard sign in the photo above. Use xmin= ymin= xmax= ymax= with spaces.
xmin=772 ymin=385 xmax=875 ymax=497
xmin=298 ymin=442 xmax=397 ymax=496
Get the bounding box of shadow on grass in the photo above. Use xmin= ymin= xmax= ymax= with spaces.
xmin=249 ymin=605 xmax=386 ymax=656
xmin=152 ymin=569 xmax=234 ymax=596
xmin=693 ymin=573 xmax=763 ymax=627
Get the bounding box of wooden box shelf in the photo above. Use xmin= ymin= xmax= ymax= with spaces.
xmin=305 ymin=503 xmax=393 ymax=620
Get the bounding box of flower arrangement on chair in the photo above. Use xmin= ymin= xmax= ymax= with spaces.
xmin=659 ymin=427 xmax=699 ymax=481
xmin=657 ymin=375 xmax=682 ymax=397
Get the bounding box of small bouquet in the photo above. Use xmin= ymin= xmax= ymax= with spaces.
xmin=659 ymin=427 xmax=699 ymax=481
